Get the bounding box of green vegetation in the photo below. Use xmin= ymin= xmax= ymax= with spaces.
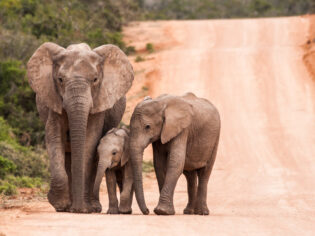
xmin=135 ymin=55 xmax=145 ymax=62
xmin=142 ymin=160 xmax=154 ymax=173
xmin=142 ymin=86 xmax=149 ymax=91
xmin=0 ymin=116 xmax=48 ymax=196
xmin=146 ymin=43 xmax=154 ymax=53
xmin=141 ymin=0 xmax=315 ymax=19
xmin=0 ymin=156 xmax=16 ymax=179
xmin=0 ymin=0 xmax=314 ymax=196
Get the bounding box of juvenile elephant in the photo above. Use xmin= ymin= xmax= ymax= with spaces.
xmin=27 ymin=43 xmax=133 ymax=213
xmin=130 ymin=93 xmax=220 ymax=215
xmin=93 ymin=127 xmax=133 ymax=214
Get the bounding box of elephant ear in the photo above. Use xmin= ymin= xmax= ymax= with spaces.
xmin=92 ymin=45 xmax=134 ymax=114
xmin=161 ymin=99 xmax=193 ymax=144
xmin=121 ymin=136 xmax=130 ymax=167
xmin=115 ymin=128 xmax=130 ymax=167
xmin=27 ymin=42 xmax=65 ymax=114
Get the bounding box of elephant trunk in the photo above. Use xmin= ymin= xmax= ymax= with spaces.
xmin=64 ymin=81 xmax=92 ymax=208
xmin=130 ymin=145 xmax=149 ymax=215
xmin=93 ymin=157 xmax=111 ymax=200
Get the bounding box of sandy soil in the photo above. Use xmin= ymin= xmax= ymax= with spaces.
xmin=1 ymin=16 xmax=315 ymax=235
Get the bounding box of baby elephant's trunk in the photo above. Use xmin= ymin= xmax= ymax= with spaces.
xmin=93 ymin=158 xmax=111 ymax=201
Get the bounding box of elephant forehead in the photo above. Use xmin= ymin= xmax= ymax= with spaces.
xmin=73 ymin=59 xmax=98 ymax=73
xmin=60 ymin=50 xmax=101 ymax=69
xmin=99 ymin=134 xmax=124 ymax=149
xmin=59 ymin=59 xmax=100 ymax=79
xmin=134 ymin=102 xmax=163 ymax=120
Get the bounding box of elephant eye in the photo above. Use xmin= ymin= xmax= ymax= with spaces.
xmin=145 ymin=124 xmax=151 ymax=130
xmin=58 ymin=77 xmax=63 ymax=83
xmin=93 ymin=78 xmax=98 ymax=83
xmin=112 ymin=151 xmax=117 ymax=156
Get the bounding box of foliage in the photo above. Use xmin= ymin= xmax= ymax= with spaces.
xmin=0 ymin=116 xmax=48 ymax=179
xmin=0 ymin=60 xmax=44 ymax=146
xmin=0 ymin=175 xmax=43 ymax=195
xmin=0 ymin=181 xmax=18 ymax=196
xmin=0 ymin=117 xmax=48 ymax=195
xmin=0 ymin=156 xmax=16 ymax=179
xmin=141 ymin=0 xmax=315 ymax=19
xmin=135 ymin=55 xmax=145 ymax=62
xmin=146 ymin=43 xmax=154 ymax=53
xmin=142 ymin=160 xmax=154 ymax=173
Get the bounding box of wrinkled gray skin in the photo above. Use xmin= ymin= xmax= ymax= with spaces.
xmin=93 ymin=127 xmax=133 ymax=214
xmin=130 ymin=93 xmax=220 ymax=215
xmin=27 ymin=43 xmax=133 ymax=213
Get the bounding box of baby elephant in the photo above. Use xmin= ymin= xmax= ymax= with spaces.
xmin=93 ymin=127 xmax=133 ymax=214
xmin=129 ymin=93 xmax=220 ymax=215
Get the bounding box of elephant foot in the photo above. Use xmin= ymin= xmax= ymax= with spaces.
xmin=183 ymin=206 xmax=195 ymax=215
xmin=91 ymin=200 xmax=102 ymax=213
xmin=69 ymin=202 xmax=93 ymax=214
xmin=48 ymin=191 xmax=71 ymax=212
xmin=119 ymin=205 xmax=132 ymax=214
xmin=194 ymin=204 xmax=209 ymax=215
xmin=107 ymin=207 xmax=119 ymax=214
xmin=154 ymin=203 xmax=175 ymax=215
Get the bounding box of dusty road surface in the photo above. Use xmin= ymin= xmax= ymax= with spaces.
xmin=1 ymin=16 xmax=315 ymax=235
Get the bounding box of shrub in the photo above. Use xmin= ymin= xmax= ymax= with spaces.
xmin=0 ymin=181 xmax=17 ymax=196
xmin=0 ymin=117 xmax=49 ymax=180
xmin=0 ymin=60 xmax=44 ymax=146
xmin=142 ymin=86 xmax=149 ymax=91
xmin=250 ymin=0 xmax=272 ymax=15
xmin=146 ymin=43 xmax=154 ymax=53
xmin=125 ymin=46 xmax=136 ymax=55
xmin=135 ymin=55 xmax=145 ymax=62
xmin=5 ymin=175 xmax=43 ymax=188
xmin=0 ymin=175 xmax=43 ymax=195
xmin=0 ymin=142 xmax=49 ymax=179
xmin=142 ymin=160 xmax=154 ymax=173
xmin=0 ymin=156 xmax=16 ymax=179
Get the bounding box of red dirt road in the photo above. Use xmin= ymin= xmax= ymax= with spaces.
xmin=1 ymin=16 xmax=315 ymax=235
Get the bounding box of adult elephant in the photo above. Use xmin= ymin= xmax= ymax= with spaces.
xmin=27 ymin=42 xmax=133 ymax=213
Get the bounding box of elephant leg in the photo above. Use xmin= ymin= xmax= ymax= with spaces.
xmin=183 ymin=170 xmax=197 ymax=214
xmin=106 ymin=169 xmax=119 ymax=214
xmin=65 ymin=152 xmax=72 ymax=203
xmin=195 ymin=139 xmax=219 ymax=215
xmin=116 ymin=169 xmax=123 ymax=193
xmin=46 ymin=111 xmax=71 ymax=212
xmin=154 ymin=131 xmax=188 ymax=215
xmin=119 ymin=163 xmax=133 ymax=214
xmin=88 ymin=157 xmax=100 ymax=212
xmin=85 ymin=112 xmax=106 ymax=212
xmin=153 ymin=141 xmax=167 ymax=193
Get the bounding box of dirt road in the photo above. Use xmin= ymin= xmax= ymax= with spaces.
xmin=1 ymin=16 xmax=315 ymax=235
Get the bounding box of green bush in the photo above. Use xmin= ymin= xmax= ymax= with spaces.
xmin=125 ymin=46 xmax=136 ymax=55
xmin=0 ymin=141 xmax=49 ymax=179
xmin=0 ymin=181 xmax=17 ymax=196
xmin=142 ymin=160 xmax=154 ymax=173
xmin=5 ymin=175 xmax=43 ymax=188
xmin=0 ymin=61 xmax=44 ymax=146
xmin=0 ymin=156 xmax=16 ymax=179
xmin=0 ymin=117 xmax=48 ymax=180
xmin=135 ymin=55 xmax=145 ymax=62
xmin=0 ymin=175 xmax=43 ymax=195
xmin=146 ymin=43 xmax=154 ymax=53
